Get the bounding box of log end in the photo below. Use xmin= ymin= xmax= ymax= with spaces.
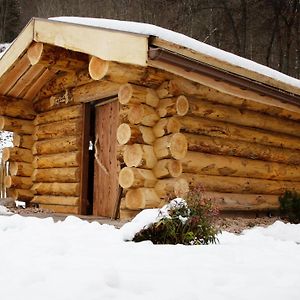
xmin=27 ymin=42 xmax=44 ymax=65
xmin=168 ymin=160 xmax=183 ymax=178
xmin=118 ymin=83 xmax=133 ymax=105
xmin=119 ymin=167 xmax=135 ymax=189
xmin=167 ymin=117 xmax=181 ymax=134
xmin=176 ymin=95 xmax=189 ymax=116
xmin=123 ymin=144 xmax=143 ymax=167
xmin=174 ymin=178 xmax=189 ymax=198
xmin=125 ymin=188 xmax=144 ymax=209
xmin=2 ymin=147 xmax=10 ymax=162
xmin=117 ymin=123 xmax=131 ymax=145
xmin=4 ymin=176 xmax=12 ymax=188
xmin=88 ymin=56 xmax=109 ymax=80
xmin=146 ymin=89 xmax=159 ymax=108
xmin=9 ymin=162 xmax=18 ymax=176
xmin=170 ymin=133 xmax=188 ymax=160
xmin=12 ymin=134 xmax=21 ymax=147
xmin=128 ymin=105 xmax=143 ymax=124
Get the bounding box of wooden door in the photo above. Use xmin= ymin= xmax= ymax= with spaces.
xmin=93 ymin=100 xmax=120 ymax=217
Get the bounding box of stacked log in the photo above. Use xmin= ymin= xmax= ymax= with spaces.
xmin=117 ymin=83 xmax=189 ymax=216
xmin=0 ymin=97 xmax=36 ymax=202
xmin=151 ymin=80 xmax=300 ymax=212
xmin=30 ymin=103 xmax=83 ymax=214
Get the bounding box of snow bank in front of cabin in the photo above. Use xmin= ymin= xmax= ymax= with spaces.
xmin=0 ymin=212 xmax=299 ymax=300
xmin=0 ymin=205 xmax=12 ymax=215
xmin=52 ymin=17 xmax=300 ymax=89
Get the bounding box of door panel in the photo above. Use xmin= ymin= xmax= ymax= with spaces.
xmin=93 ymin=100 xmax=120 ymax=217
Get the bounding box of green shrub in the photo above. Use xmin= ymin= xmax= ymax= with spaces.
xmin=279 ymin=191 xmax=300 ymax=223
xmin=133 ymin=186 xmax=220 ymax=245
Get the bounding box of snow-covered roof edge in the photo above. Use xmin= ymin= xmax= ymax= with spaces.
xmin=52 ymin=17 xmax=300 ymax=93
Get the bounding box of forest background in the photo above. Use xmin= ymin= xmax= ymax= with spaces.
xmin=0 ymin=0 xmax=299 ymax=78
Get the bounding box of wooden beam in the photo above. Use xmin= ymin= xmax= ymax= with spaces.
xmin=27 ymin=42 xmax=89 ymax=71
xmin=0 ymin=95 xmax=35 ymax=120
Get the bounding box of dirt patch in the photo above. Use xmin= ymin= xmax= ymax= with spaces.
xmin=215 ymin=216 xmax=282 ymax=234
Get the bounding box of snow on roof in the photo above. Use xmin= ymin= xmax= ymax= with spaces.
xmin=52 ymin=17 xmax=300 ymax=90
xmin=0 ymin=43 xmax=11 ymax=59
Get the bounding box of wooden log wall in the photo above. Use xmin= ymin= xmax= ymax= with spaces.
xmin=0 ymin=96 xmax=36 ymax=202
xmin=117 ymin=77 xmax=300 ymax=217
xmin=117 ymin=83 xmax=190 ymax=218
xmin=30 ymin=103 xmax=83 ymax=214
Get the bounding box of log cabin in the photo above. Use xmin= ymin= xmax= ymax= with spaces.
xmin=1 ymin=17 xmax=300 ymax=219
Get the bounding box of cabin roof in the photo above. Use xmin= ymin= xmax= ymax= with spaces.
xmin=0 ymin=17 xmax=300 ymax=107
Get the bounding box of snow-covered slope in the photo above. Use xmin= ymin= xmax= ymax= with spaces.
xmin=52 ymin=17 xmax=300 ymax=89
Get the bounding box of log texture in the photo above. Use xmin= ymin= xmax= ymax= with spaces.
xmin=205 ymin=192 xmax=279 ymax=211
xmin=125 ymin=188 xmax=161 ymax=209
xmin=123 ymin=144 xmax=157 ymax=169
xmin=154 ymin=178 xmax=189 ymax=198
xmin=117 ymin=123 xmax=155 ymax=145
xmin=34 ymin=105 xmax=82 ymax=125
xmin=153 ymin=159 xmax=182 ymax=178
xmin=32 ymin=136 xmax=81 ymax=155
xmin=33 ymin=118 xmax=81 ymax=140
xmin=160 ymin=116 xmax=300 ymax=150
xmin=9 ymin=162 xmax=34 ymax=177
xmin=31 ymin=182 xmax=80 ymax=196
xmin=156 ymin=95 xmax=189 ymax=117
xmin=154 ymin=133 xmax=188 ymax=160
xmin=13 ymin=134 xmax=34 ymax=149
xmin=118 ymin=83 xmax=159 ymax=107
xmin=119 ymin=167 xmax=157 ymax=189
xmin=4 ymin=176 xmax=33 ymax=189
xmin=31 ymin=195 xmax=79 ymax=206
xmin=33 ymin=152 xmax=81 ymax=168
xmin=27 ymin=42 xmax=88 ymax=71
xmin=32 ymin=167 xmax=80 ymax=183
xmin=186 ymin=97 xmax=300 ymax=137
xmin=180 ymin=151 xmax=300 ymax=181
xmin=2 ymin=147 xmax=33 ymax=163
xmin=0 ymin=95 xmax=35 ymax=120
xmin=183 ymin=133 xmax=300 ymax=165
xmin=127 ymin=104 xmax=160 ymax=126
xmin=0 ymin=117 xmax=33 ymax=135
xmin=157 ymin=77 xmax=300 ymax=121
xmin=180 ymin=173 xmax=300 ymax=195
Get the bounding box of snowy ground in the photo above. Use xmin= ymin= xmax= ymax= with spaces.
xmin=0 ymin=209 xmax=299 ymax=300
